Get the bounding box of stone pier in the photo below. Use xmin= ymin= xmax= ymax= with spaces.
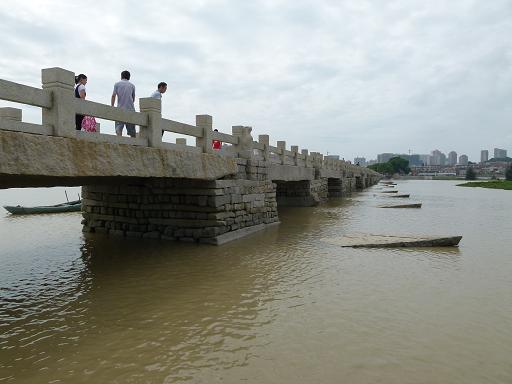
xmin=82 ymin=178 xmax=279 ymax=245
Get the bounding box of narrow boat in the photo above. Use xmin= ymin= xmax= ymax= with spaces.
xmin=322 ymin=234 xmax=462 ymax=248
xmin=389 ymin=194 xmax=410 ymax=198
xmin=3 ymin=200 xmax=81 ymax=215
xmin=380 ymin=190 xmax=398 ymax=193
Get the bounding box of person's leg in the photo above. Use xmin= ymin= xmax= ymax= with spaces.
xmin=126 ymin=124 xmax=136 ymax=138
xmin=115 ymin=122 xmax=124 ymax=136
xmin=76 ymin=115 xmax=84 ymax=130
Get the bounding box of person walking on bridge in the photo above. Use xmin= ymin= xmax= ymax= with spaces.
xmin=111 ymin=70 xmax=136 ymax=138
xmin=74 ymin=74 xmax=87 ymax=130
xmin=150 ymin=82 xmax=167 ymax=136
xmin=150 ymin=82 xmax=167 ymax=100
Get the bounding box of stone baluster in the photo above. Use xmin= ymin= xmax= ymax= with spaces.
xmin=176 ymin=138 xmax=186 ymax=145
xmin=277 ymin=141 xmax=286 ymax=165
xmin=301 ymin=149 xmax=309 ymax=168
xmin=291 ymin=145 xmax=299 ymax=166
xmin=139 ymin=97 xmax=162 ymax=147
xmin=41 ymin=67 xmax=75 ymax=138
xmin=232 ymin=126 xmax=254 ymax=159
xmin=0 ymin=107 xmax=22 ymax=122
xmin=310 ymin=152 xmax=317 ymax=168
xmin=195 ymin=115 xmax=213 ymax=154
xmin=258 ymin=134 xmax=270 ymax=162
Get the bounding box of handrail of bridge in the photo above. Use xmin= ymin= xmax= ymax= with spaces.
xmin=0 ymin=67 xmax=379 ymax=177
xmin=73 ymin=99 xmax=148 ymax=126
xmin=0 ymin=79 xmax=52 ymax=108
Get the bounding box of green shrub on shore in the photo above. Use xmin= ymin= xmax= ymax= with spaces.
xmin=506 ymin=165 xmax=512 ymax=181
xmin=465 ymin=167 xmax=476 ymax=180
xmin=457 ymin=180 xmax=512 ymax=190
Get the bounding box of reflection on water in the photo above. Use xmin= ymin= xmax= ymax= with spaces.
xmin=1 ymin=181 xmax=512 ymax=383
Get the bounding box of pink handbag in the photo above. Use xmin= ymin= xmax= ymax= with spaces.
xmin=81 ymin=115 xmax=97 ymax=132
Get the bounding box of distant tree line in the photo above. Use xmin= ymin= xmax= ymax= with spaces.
xmin=368 ymin=157 xmax=410 ymax=176
xmin=465 ymin=167 xmax=476 ymax=180
xmin=506 ymin=165 xmax=512 ymax=181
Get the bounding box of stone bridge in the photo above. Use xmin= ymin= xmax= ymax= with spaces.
xmin=0 ymin=68 xmax=380 ymax=244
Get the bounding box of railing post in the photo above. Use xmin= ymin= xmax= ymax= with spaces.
xmin=232 ymin=126 xmax=254 ymax=159
xmin=41 ymin=68 xmax=75 ymax=138
xmin=301 ymin=149 xmax=309 ymax=167
xmin=258 ymin=134 xmax=270 ymax=162
xmin=139 ymin=97 xmax=162 ymax=147
xmin=291 ymin=145 xmax=299 ymax=166
xmin=0 ymin=107 xmax=22 ymax=121
xmin=196 ymin=115 xmax=213 ymax=154
xmin=277 ymin=141 xmax=286 ymax=165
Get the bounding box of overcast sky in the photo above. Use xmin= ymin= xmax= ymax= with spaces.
xmin=1 ymin=0 xmax=511 ymax=161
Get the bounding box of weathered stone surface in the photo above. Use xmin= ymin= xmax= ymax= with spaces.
xmin=322 ymin=234 xmax=462 ymax=248
xmin=378 ymin=203 xmax=422 ymax=208
xmin=82 ymin=178 xmax=280 ymax=245
xmin=0 ymin=130 xmax=238 ymax=188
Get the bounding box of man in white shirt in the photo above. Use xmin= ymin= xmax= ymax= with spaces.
xmin=150 ymin=82 xmax=167 ymax=137
xmin=150 ymin=82 xmax=167 ymax=99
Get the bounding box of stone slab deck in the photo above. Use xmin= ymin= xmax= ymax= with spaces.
xmin=322 ymin=234 xmax=462 ymax=248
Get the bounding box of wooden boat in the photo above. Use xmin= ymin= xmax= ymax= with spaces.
xmin=381 ymin=190 xmax=398 ymax=193
xmin=378 ymin=203 xmax=422 ymax=208
xmin=322 ymin=234 xmax=462 ymax=248
xmin=388 ymin=194 xmax=410 ymax=198
xmin=3 ymin=200 xmax=81 ymax=215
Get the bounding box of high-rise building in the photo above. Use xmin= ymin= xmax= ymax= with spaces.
xmin=494 ymin=148 xmax=507 ymax=159
xmin=418 ymin=154 xmax=430 ymax=166
xmin=481 ymin=150 xmax=489 ymax=163
xmin=408 ymin=154 xmax=422 ymax=166
xmin=458 ymin=154 xmax=469 ymax=165
xmin=448 ymin=151 xmax=457 ymax=166
xmin=430 ymin=150 xmax=446 ymax=166
xmin=377 ymin=153 xmax=394 ymax=163
xmin=354 ymin=157 xmax=366 ymax=166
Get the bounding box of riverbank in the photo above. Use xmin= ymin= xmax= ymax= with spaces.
xmin=457 ymin=180 xmax=512 ymax=190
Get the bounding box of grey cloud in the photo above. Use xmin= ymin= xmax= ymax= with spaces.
xmin=0 ymin=0 xmax=511 ymax=161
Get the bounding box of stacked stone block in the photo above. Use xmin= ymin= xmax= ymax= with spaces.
xmin=275 ymin=179 xmax=328 ymax=207
xmin=341 ymin=177 xmax=357 ymax=195
xmin=82 ymin=178 xmax=278 ymax=244
xmin=232 ymin=159 xmax=268 ymax=181
xmin=327 ymin=178 xmax=343 ymax=197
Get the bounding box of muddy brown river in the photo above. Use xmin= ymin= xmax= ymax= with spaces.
xmin=1 ymin=180 xmax=511 ymax=383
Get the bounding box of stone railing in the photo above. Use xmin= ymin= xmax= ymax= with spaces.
xmin=0 ymin=67 xmax=370 ymax=175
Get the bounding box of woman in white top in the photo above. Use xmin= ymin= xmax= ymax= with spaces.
xmin=74 ymin=74 xmax=87 ymax=130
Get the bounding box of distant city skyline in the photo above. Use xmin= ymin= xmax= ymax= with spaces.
xmin=362 ymin=146 xmax=510 ymax=166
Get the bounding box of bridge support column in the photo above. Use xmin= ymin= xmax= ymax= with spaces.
xmin=355 ymin=175 xmax=364 ymax=190
xmin=327 ymin=178 xmax=343 ymax=197
xmin=274 ymin=179 xmax=328 ymax=207
xmin=82 ymin=178 xmax=279 ymax=245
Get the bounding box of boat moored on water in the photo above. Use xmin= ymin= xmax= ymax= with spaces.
xmin=3 ymin=200 xmax=81 ymax=215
